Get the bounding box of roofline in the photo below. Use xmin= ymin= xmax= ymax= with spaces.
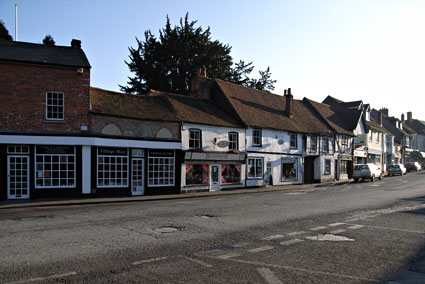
xmin=0 ymin=58 xmax=91 ymax=69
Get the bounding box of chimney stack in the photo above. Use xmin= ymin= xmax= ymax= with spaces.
xmin=284 ymin=88 xmax=293 ymax=118
xmin=378 ymin=111 xmax=383 ymax=126
xmin=401 ymin=113 xmax=405 ymax=122
xmin=379 ymin=107 xmax=388 ymax=117
xmin=71 ymin=39 xmax=81 ymax=48
xmin=407 ymin=111 xmax=412 ymax=124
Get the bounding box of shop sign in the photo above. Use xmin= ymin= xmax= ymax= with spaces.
xmin=149 ymin=149 xmax=174 ymax=157
xmin=36 ymin=145 xmax=74 ymax=155
xmin=98 ymin=147 xmax=127 ymax=156
xmin=340 ymin=154 xmax=353 ymax=161
xmin=354 ymin=150 xmax=367 ymax=157
xmin=185 ymin=151 xmax=246 ymax=161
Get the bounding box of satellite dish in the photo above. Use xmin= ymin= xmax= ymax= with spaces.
xmin=216 ymin=140 xmax=230 ymax=148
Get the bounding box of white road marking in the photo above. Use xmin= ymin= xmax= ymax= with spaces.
xmin=348 ymin=225 xmax=364 ymax=230
xmin=280 ymin=239 xmax=304 ymax=246
xmin=369 ymin=184 xmax=380 ymax=187
xmin=263 ymin=234 xmax=285 ymax=241
xmin=310 ymin=226 xmax=327 ymax=231
xmin=218 ymin=253 xmax=241 ymax=259
xmin=285 ymin=192 xmax=306 ymax=195
xmin=287 ymin=231 xmax=306 ymax=236
xmin=257 ymin=268 xmax=283 ymax=284
xmin=6 ymin=272 xmax=77 ymax=284
xmin=181 ymin=256 xmax=213 ymax=268
xmin=329 ymin=229 xmax=346 ymax=234
xmin=133 ymin=256 xmax=168 ymax=265
xmin=207 ymin=256 xmax=378 ymax=282
xmin=305 ymin=234 xmax=355 ymax=242
xmin=248 ymin=246 xmax=274 ymax=253
xmin=328 ymin=222 xmax=345 ymax=227
xmin=361 ymin=225 xmax=425 ymax=234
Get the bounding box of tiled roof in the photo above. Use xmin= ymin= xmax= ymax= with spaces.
xmin=366 ymin=120 xmax=391 ymax=135
xmin=215 ymin=79 xmax=333 ymax=135
xmin=402 ymin=123 xmax=416 ymax=135
xmin=0 ymin=39 xmax=90 ymax=68
xmin=303 ymin=98 xmax=354 ymax=136
xmin=408 ymin=119 xmax=425 ymax=135
xmin=322 ymin=95 xmax=364 ymax=132
xmin=342 ymin=100 xmax=362 ymax=110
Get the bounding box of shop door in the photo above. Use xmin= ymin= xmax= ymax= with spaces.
xmin=210 ymin=164 xmax=221 ymax=191
xmin=131 ymin=158 xmax=144 ymax=196
xmin=265 ymin=161 xmax=272 ymax=185
xmin=7 ymin=155 xmax=30 ymax=199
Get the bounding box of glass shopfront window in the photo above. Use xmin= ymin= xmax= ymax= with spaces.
xmin=281 ymin=158 xmax=297 ymax=182
xmin=247 ymin=158 xmax=263 ymax=178
xmin=97 ymin=147 xmax=128 ymax=188
xmin=35 ymin=145 xmax=75 ymax=188
xmin=221 ymin=164 xmax=241 ymax=184
xmin=148 ymin=150 xmax=175 ymax=186
xmin=186 ymin=164 xmax=209 ymax=185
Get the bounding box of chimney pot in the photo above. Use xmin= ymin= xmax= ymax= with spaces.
xmin=284 ymin=89 xmax=287 ymax=95
xmin=285 ymin=88 xmax=293 ymax=118
xmin=407 ymin=111 xmax=412 ymax=124
xmin=288 ymin=88 xmax=291 ymax=95
xmin=401 ymin=113 xmax=405 ymax=122
xmin=71 ymin=39 xmax=81 ymax=48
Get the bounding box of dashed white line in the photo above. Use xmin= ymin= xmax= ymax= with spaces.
xmin=263 ymin=234 xmax=285 ymax=241
xmin=218 ymin=253 xmax=241 ymax=259
xmin=310 ymin=226 xmax=327 ymax=231
xmin=328 ymin=222 xmax=345 ymax=227
xmin=6 ymin=272 xmax=77 ymax=284
xmin=257 ymin=268 xmax=283 ymax=284
xmin=133 ymin=256 xmax=168 ymax=265
xmin=329 ymin=229 xmax=346 ymax=234
xmin=348 ymin=225 xmax=364 ymax=230
xmin=280 ymin=239 xmax=304 ymax=246
xmin=248 ymin=246 xmax=274 ymax=253
xmin=287 ymin=231 xmax=306 ymax=236
xmin=181 ymin=256 xmax=213 ymax=268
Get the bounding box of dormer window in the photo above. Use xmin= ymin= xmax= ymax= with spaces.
xmin=189 ymin=129 xmax=202 ymax=149
xmin=46 ymin=92 xmax=64 ymax=120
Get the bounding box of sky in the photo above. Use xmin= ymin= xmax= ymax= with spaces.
xmin=1 ymin=0 xmax=424 ymax=121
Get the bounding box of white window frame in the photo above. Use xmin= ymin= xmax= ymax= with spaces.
xmin=148 ymin=151 xmax=175 ymax=187
xmin=290 ymin=133 xmax=297 ymax=149
xmin=97 ymin=148 xmax=129 ymax=188
xmin=368 ymin=131 xmax=373 ymax=142
xmin=247 ymin=157 xmax=263 ymax=179
xmin=252 ymin=129 xmax=262 ymax=147
xmin=189 ymin=129 xmax=202 ymax=149
xmin=228 ymin=132 xmax=238 ymax=150
xmin=310 ymin=136 xmax=318 ymax=152
xmin=7 ymin=145 xmax=30 ymax=154
xmin=324 ymin=159 xmax=331 ymax=175
xmin=323 ymin=137 xmax=329 ymax=153
xmin=46 ymin=91 xmax=65 ymax=121
xmin=35 ymin=146 xmax=76 ymax=188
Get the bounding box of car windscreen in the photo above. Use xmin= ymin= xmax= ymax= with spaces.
xmin=354 ymin=165 xmax=368 ymax=170
xmin=389 ymin=165 xmax=399 ymax=169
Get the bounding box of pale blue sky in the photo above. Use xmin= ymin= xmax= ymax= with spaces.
xmin=1 ymin=0 xmax=424 ymax=120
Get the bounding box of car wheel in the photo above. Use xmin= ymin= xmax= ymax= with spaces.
xmin=354 ymin=178 xmax=359 ymax=183
xmin=379 ymin=174 xmax=382 ymax=181
xmin=371 ymin=175 xmax=375 ymax=182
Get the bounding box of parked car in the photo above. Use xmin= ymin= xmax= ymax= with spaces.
xmin=387 ymin=164 xmax=407 ymax=176
xmin=405 ymin=162 xmax=422 ymax=172
xmin=353 ymin=163 xmax=382 ymax=182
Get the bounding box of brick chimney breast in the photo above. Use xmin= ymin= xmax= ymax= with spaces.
xmin=71 ymin=39 xmax=81 ymax=48
xmin=284 ymin=88 xmax=293 ymax=118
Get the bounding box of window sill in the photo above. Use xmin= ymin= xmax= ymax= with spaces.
xmin=44 ymin=119 xmax=66 ymax=124
xmin=247 ymin=177 xmax=264 ymax=180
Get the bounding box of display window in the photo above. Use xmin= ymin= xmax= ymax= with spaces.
xmin=148 ymin=150 xmax=175 ymax=186
xmin=221 ymin=164 xmax=241 ymax=184
xmin=186 ymin=164 xmax=209 ymax=185
xmin=247 ymin=158 xmax=263 ymax=178
xmin=35 ymin=145 xmax=75 ymax=188
xmin=97 ymin=147 xmax=128 ymax=188
xmin=281 ymin=158 xmax=297 ymax=181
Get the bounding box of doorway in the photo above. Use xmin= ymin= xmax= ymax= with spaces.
xmin=210 ymin=164 xmax=221 ymax=191
xmin=7 ymin=155 xmax=30 ymax=199
xmin=131 ymin=158 xmax=144 ymax=196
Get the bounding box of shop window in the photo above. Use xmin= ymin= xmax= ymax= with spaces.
xmin=324 ymin=160 xmax=331 ymax=175
xmin=252 ymin=129 xmax=262 ymax=147
xmin=221 ymin=164 xmax=241 ymax=184
xmin=7 ymin=145 xmax=29 ymax=154
xmin=35 ymin=145 xmax=75 ymax=188
xmin=148 ymin=150 xmax=175 ymax=186
xmin=247 ymin=157 xmax=263 ymax=178
xmin=189 ymin=129 xmax=202 ymax=149
xmin=228 ymin=132 xmax=238 ymax=150
xmin=97 ymin=147 xmax=128 ymax=188
xmin=282 ymin=158 xmax=297 ymax=181
xmin=46 ymin=92 xmax=64 ymax=120
xmin=186 ymin=164 xmax=209 ymax=185
xmin=290 ymin=133 xmax=297 ymax=149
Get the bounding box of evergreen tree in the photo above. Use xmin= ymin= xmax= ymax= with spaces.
xmin=42 ymin=34 xmax=55 ymax=45
xmin=0 ymin=20 xmax=13 ymax=40
xmin=121 ymin=13 xmax=276 ymax=95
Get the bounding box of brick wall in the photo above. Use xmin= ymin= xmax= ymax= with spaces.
xmin=0 ymin=61 xmax=90 ymax=133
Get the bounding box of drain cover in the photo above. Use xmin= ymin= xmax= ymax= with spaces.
xmin=154 ymin=226 xmax=179 ymax=233
xmin=305 ymin=234 xmax=354 ymax=242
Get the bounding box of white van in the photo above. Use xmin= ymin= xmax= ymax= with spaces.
xmin=353 ymin=163 xmax=382 ymax=182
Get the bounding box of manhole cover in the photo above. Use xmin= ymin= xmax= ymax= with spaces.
xmin=154 ymin=226 xmax=179 ymax=233
xmin=305 ymin=234 xmax=354 ymax=242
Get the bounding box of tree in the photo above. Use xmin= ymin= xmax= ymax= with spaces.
xmin=0 ymin=20 xmax=13 ymax=40
xmin=247 ymin=67 xmax=277 ymax=92
xmin=121 ymin=13 xmax=276 ymax=95
xmin=42 ymin=34 xmax=55 ymax=45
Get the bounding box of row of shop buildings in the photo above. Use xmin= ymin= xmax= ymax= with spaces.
xmin=1 ymin=39 xmax=424 ymax=200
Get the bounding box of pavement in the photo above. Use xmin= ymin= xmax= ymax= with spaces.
xmin=0 ymin=179 xmax=351 ymax=210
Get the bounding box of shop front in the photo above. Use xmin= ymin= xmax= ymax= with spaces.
xmin=367 ymin=147 xmax=383 ymax=170
xmin=182 ymin=151 xmax=246 ymax=192
xmin=354 ymin=148 xmax=367 ymax=165
xmin=338 ymin=154 xmax=353 ymax=179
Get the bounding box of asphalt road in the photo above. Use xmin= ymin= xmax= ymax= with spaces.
xmin=1 ymin=172 xmax=425 ymax=283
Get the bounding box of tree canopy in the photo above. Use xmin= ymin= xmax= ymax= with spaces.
xmin=0 ymin=20 xmax=13 ymax=40
xmin=42 ymin=34 xmax=55 ymax=45
xmin=120 ymin=13 xmax=276 ymax=95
